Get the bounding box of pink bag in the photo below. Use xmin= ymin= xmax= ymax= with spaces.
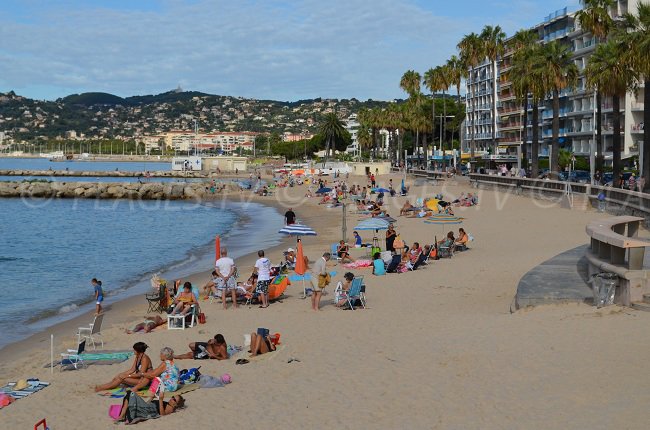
xmin=108 ymin=404 xmax=121 ymax=420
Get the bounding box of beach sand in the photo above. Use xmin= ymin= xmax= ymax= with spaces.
xmin=2 ymin=175 xmax=650 ymax=429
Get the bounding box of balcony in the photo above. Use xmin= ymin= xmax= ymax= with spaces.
xmin=631 ymin=123 xmax=645 ymax=133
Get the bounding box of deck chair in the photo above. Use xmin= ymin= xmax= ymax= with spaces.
xmin=146 ymin=285 xmax=167 ymax=313
xmin=60 ymin=340 xmax=87 ymax=371
xmin=77 ymin=313 xmax=104 ymax=349
xmin=342 ymin=278 xmax=365 ymax=310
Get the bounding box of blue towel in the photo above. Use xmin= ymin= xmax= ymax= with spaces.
xmin=289 ymin=271 xmax=337 ymax=282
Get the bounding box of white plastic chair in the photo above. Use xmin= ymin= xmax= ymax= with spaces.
xmin=77 ymin=313 xmax=104 ymax=349
xmin=60 ymin=340 xmax=87 ymax=371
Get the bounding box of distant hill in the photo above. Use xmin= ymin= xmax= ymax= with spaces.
xmin=61 ymin=92 xmax=127 ymax=106
xmin=126 ymin=91 xmax=212 ymax=105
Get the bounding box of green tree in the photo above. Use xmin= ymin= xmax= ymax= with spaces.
xmin=318 ymin=112 xmax=347 ymax=164
xmin=512 ymin=40 xmax=546 ymax=177
xmin=577 ymin=0 xmax=615 ymax=172
xmin=585 ymin=38 xmax=638 ymax=185
xmin=457 ymin=32 xmax=485 ymax=160
xmin=540 ymin=41 xmax=578 ymax=177
xmin=480 ymin=25 xmax=507 ymax=153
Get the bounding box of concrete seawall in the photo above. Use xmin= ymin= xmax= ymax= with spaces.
xmin=0 ymin=180 xmax=241 ymax=200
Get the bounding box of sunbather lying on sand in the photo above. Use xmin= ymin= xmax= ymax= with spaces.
xmin=94 ymin=342 xmax=152 ymax=392
xmin=126 ymin=316 xmax=165 ymax=334
xmin=174 ymin=334 xmax=229 ymax=360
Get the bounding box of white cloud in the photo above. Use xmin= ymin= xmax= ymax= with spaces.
xmin=0 ymin=0 xmax=579 ymax=101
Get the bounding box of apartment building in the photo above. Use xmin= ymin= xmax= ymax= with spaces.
xmin=466 ymin=1 xmax=645 ymax=168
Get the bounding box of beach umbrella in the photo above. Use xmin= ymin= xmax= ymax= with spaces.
xmin=316 ymin=187 xmax=332 ymax=194
xmin=278 ymin=223 xmax=317 ymax=239
xmin=354 ymin=217 xmax=390 ymax=231
xmin=214 ymin=235 xmax=221 ymax=264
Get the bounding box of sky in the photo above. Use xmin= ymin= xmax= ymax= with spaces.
xmin=0 ymin=0 xmax=581 ymax=102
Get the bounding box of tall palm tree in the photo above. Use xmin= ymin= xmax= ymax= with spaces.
xmin=424 ymin=66 xmax=446 ymax=162
xmin=511 ymin=43 xmax=548 ymax=178
xmin=458 ymin=32 xmax=485 ymax=161
xmin=577 ymin=0 xmax=615 ymax=173
xmin=480 ymin=25 xmax=507 ymax=154
xmin=509 ymin=29 xmax=538 ymax=164
xmin=622 ymin=3 xmax=650 ymax=190
xmin=446 ymin=55 xmax=464 ymax=158
xmin=400 ymin=70 xmax=422 ymax=99
xmin=585 ymin=38 xmax=638 ymax=185
xmin=540 ymin=41 xmax=579 ymax=177
xmin=318 ymin=112 xmax=346 ymax=165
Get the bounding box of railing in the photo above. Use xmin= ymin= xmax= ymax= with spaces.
xmin=469 ymin=173 xmax=650 ymax=218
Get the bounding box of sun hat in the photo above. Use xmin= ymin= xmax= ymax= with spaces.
xmin=13 ymin=380 xmax=28 ymax=391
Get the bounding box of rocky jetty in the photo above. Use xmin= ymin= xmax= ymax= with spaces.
xmin=0 ymin=180 xmax=242 ymax=200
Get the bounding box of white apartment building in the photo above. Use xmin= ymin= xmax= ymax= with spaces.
xmin=466 ymin=0 xmax=645 ymax=167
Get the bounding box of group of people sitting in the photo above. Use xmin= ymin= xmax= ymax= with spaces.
xmin=97 ymin=328 xmax=278 ymax=424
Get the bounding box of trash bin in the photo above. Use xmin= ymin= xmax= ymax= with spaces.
xmin=588 ymin=272 xmax=618 ymax=308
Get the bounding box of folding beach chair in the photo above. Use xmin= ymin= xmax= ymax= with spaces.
xmin=60 ymin=340 xmax=87 ymax=371
xmin=76 ymin=313 xmax=104 ymax=349
xmin=341 ymin=277 xmax=365 ymax=310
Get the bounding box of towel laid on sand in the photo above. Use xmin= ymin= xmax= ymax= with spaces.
xmin=0 ymin=379 xmax=49 ymax=402
xmin=97 ymin=382 xmax=199 ymax=398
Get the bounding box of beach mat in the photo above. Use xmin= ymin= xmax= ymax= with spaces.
xmin=45 ymin=350 xmax=133 ymax=369
xmin=0 ymin=380 xmax=50 ymax=402
xmin=97 ymin=383 xmax=199 ymax=399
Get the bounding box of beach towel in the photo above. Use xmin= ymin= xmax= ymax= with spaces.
xmin=288 ymin=271 xmax=337 ymax=282
xmin=97 ymin=382 xmax=199 ymax=398
xmin=0 ymin=379 xmax=49 ymax=402
xmin=343 ymin=260 xmax=373 ymax=269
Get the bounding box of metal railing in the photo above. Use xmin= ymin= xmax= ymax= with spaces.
xmin=469 ymin=174 xmax=650 ymax=217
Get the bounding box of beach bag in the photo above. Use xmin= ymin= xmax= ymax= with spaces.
xmin=198 ymin=313 xmax=206 ymax=324
xmin=393 ymin=236 xmax=404 ymax=249
xmin=108 ymin=404 xmax=122 ymax=420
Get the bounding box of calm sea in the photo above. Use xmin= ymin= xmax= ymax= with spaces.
xmin=0 ymin=197 xmax=283 ymax=349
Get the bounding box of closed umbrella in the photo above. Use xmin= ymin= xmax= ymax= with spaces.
xmin=294 ymin=239 xmax=308 ymax=298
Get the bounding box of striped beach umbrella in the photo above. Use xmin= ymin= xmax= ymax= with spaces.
xmin=278 ymin=223 xmax=317 ymax=237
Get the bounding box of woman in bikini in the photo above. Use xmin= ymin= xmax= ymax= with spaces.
xmin=95 ymin=342 xmax=152 ymax=392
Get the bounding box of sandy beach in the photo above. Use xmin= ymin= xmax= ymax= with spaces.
xmin=2 ymin=174 xmax=650 ymax=429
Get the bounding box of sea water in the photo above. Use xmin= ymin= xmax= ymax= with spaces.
xmin=0 ymin=197 xmax=283 ymax=348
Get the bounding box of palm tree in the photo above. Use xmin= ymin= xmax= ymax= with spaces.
xmin=480 ymin=25 xmax=507 ymax=153
xmin=399 ymin=70 xmax=422 ymax=99
xmin=511 ymin=31 xmax=543 ymax=176
xmin=622 ymin=3 xmax=650 ymax=190
xmin=585 ymin=38 xmax=638 ymax=185
xmin=577 ymin=0 xmax=615 ymax=173
xmin=446 ymin=55 xmax=464 ymax=159
xmin=509 ymin=29 xmax=538 ymax=165
xmin=458 ymin=32 xmax=485 ymax=160
xmin=539 ymin=41 xmax=578 ymax=177
xmin=318 ymin=112 xmax=346 ymax=165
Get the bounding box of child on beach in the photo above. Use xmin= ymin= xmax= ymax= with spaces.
xmin=92 ymin=278 xmax=103 ymax=314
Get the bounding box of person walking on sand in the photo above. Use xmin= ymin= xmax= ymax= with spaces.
xmin=215 ymin=248 xmax=238 ymax=309
xmin=311 ymin=252 xmax=331 ymax=311
xmin=254 ymin=250 xmax=272 ymax=308
xmin=92 ymin=278 xmax=103 ymax=315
